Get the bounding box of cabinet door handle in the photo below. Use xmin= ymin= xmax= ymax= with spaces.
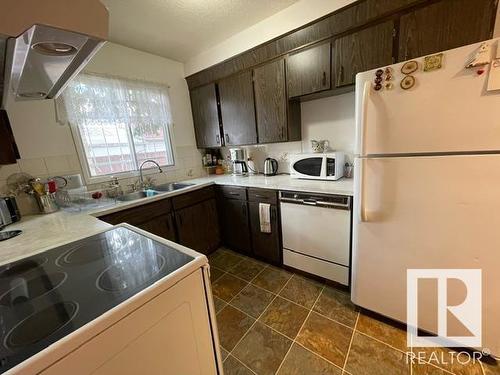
xmin=340 ymin=66 xmax=344 ymax=83
xmin=225 ymin=133 xmax=230 ymax=144
xmin=216 ymin=134 xmax=220 ymax=145
xmin=322 ymin=71 xmax=327 ymax=86
xmin=270 ymin=206 xmax=276 ymax=221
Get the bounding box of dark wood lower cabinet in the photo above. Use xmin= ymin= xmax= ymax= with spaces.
xmin=217 ymin=186 xmax=282 ymax=265
xmin=98 ymin=199 xmax=176 ymax=242
xmin=136 ymin=213 xmax=176 ymax=242
xmin=248 ymin=202 xmax=281 ymax=265
xmin=99 ymin=185 xmax=282 ymax=262
xmin=175 ymin=198 xmax=220 ymax=255
xmin=218 ymin=197 xmax=252 ymax=255
xmin=98 ymin=187 xmax=220 ymax=255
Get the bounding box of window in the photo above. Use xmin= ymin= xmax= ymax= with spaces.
xmin=60 ymin=73 xmax=174 ymax=179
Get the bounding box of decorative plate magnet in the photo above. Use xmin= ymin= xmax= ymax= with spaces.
xmin=424 ymin=53 xmax=443 ymax=72
xmin=401 ymin=60 xmax=418 ymax=74
xmin=400 ymin=75 xmax=416 ymax=90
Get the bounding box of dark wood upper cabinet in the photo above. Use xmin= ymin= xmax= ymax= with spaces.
xmin=187 ymin=0 xmax=497 ymax=145
xmin=218 ymin=71 xmax=257 ymax=146
xmin=334 ymin=20 xmax=395 ymax=87
xmin=190 ymin=84 xmax=221 ymax=148
xmin=253 ymin=59 xmax=287 ymax=143
xmin=398 ymin=0 xmax=497 ymax=62
xmin=0 ymin=110 xmax=20 ymax=165
xmin=286 ymin=42 xmax=331 ymax=97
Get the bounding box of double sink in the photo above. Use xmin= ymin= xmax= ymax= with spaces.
xmin=116 ymin=182 xmax=194 ymax=202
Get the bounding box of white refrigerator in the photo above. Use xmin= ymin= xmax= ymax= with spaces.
xmin=352 ymin=38 xmax=500 ymax=357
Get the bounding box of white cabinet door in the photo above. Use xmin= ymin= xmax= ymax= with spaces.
xmin=40 ymin=269 xmax=217 ymax=375
xmin=352 ymin=154 xmax=500 ymax=356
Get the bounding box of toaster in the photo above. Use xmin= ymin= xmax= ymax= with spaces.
xmin=0 ymin=197 xmax=20 ymax=228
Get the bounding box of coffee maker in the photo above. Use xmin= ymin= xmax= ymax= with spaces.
xmin=229 ymin=148 xmax=248 ymax=176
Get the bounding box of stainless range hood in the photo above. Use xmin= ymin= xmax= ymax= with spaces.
xmin=1 ymin=24 xmax=105 ymax=107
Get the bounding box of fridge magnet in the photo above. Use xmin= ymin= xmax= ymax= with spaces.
xmin=385 ymin=82 xmax=394 ymax=90
xmin=375 ymin=69 xmax=384 ymax=77
xmin=400 ymin=75 xmax=416 ymax=90
xmin=423 ymin=53 xmax=443 ymax=72
xmin=401 ymin=60 xmax=418 ymax=74
xmin=374 ymin=76 xmax=383 ymax=84
xmin=465 ymin=41 xmax=491 ymax=69
xmin=384 ymin=67 xmax=393 ymax=75
xmin=385 ymin=73 xmax=393 ymax=81
xmin=374 ymin=83 xmax=383 ymax=91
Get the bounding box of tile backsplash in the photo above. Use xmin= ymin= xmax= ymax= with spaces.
xmin=0 ymin=145 xmax=207 ymax=215
xmin=220 ymin=142 xmax=303 ymax=174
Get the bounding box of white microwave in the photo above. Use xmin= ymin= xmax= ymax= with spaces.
xmin=290 ymin=152 xmax=345 ymax=180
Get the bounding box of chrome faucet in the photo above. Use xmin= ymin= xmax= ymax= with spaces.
xmin=139 ymin=160 xmax=163 ymax=188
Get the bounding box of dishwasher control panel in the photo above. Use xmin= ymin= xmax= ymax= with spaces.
xmin=279 ymin=191 xmax=351 ymax=210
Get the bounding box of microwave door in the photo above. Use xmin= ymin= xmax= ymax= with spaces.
xmin=293 ymin=157 xmax=323 ymax=177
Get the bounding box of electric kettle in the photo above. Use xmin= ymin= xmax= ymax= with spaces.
xmin=263 ymin=158 xmax=278 ymax=176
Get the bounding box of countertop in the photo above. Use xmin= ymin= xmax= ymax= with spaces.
xmin=0 ymin=175 xmax=353 ymax=266
xmin=188 ymin=174 xmax=354 ymax=195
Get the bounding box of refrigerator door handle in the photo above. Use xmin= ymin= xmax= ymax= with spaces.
xmin=360 ymin=81 xmax=370 ymax=157
xmin=359 ymin=158 xmax=368 ymax=222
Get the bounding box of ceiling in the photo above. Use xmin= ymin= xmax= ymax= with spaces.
xmin=101 ymin=0 xmax=299 ymax=62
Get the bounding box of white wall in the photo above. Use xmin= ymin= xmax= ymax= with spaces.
xmin=184 ymin=0 xmax=355 ymax=76
xmin=301 ymin=92 xmax=355 ymax=156
xmin=0 ymin=42 xmax=203 ymax=213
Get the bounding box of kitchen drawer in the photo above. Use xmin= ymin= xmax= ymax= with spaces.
xmin=247 ymin=188 xmax=277 ymax=204
xmin=172 ymin=186 xmax=215 ymax=210
xmin=218 ymin=185 xmax=247 ymax=201
xmin=98 ymin=198 xmax=172 ymax=225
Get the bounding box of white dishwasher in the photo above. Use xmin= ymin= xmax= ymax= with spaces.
xmin=280 ymin=191 xmax=351 ymax=286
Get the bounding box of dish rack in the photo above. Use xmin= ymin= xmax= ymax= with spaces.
xmin=56 ymin=187 xmax=117 ymax=212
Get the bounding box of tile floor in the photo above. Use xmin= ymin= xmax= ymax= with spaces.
xmin=209 ymin=248 xmax=499 ymax=375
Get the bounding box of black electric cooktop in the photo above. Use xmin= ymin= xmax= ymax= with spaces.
xmin=0 ymin=227 xmax=194 ymax=373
